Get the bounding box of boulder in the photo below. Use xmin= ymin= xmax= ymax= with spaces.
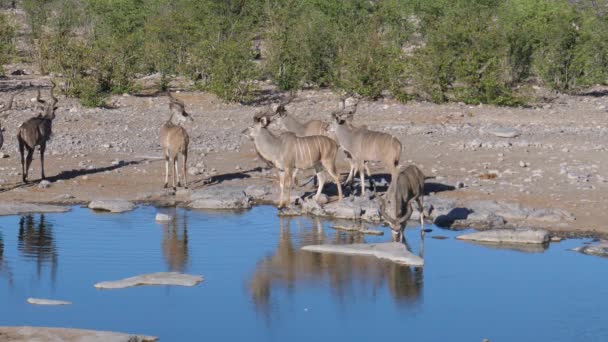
xmin=0 ymin=203 xmax=70 ymax=216
xmin=26 ymin=298 xmax=72 ymax=306
xmin=302 ymin=242 xmax=424 ymax=266
xmin=189 ymin=185 xmax=252 ymax=209
xmin=0 ymin=327 xmax=157 ymax=342
xmin=456 ymin=229 xmax=549 ymax=244
xmin=94 ymin=272 xmax=204 ymax=289
xmin=571 ymin=241 xmax=608 ymax=257
xmin=88 ymin=200 xmax=136 ymax=213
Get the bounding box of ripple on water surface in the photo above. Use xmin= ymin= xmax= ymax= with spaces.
xmin=0 ymin=205 xmax=607 ymax=341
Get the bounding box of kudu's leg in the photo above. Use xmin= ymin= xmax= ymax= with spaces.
xmin=39 ymin=142 xmax=46 ymax=180
xmin=163 ymin=154 xmax=170 ymax=188
xmin=18 ymin=138 xmax=25 ymax=183
xmin=24 ymin=147 xmax=34 ymax=183
xmin=182 ymin=151 xmax=188 ymax=189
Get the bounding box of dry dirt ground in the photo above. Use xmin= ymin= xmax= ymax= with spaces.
xmin=0 ymin=73 xmax=606 ymax=237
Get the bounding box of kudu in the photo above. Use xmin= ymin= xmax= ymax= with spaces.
xmin=0 ymin=89 xmax=24 ymax=150
xmin=17 ymin=82 xmax=58 ymax=183
xmin=328 ymin=98 xmax=401 ymax=196
xmin=160 ymin=93 xmax=192 ymax=190
xmin=243 ymin=107 xmax=343 ymax=208
xmin=379 ymin=164 xmax=426 ymax=242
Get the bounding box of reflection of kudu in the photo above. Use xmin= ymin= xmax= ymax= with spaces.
xmin=243 ymin=100 xmax=343 ymax=208
xmin=17 ymin=214 xmax=58 ymax=281
xmin=380 ymin=165 xmax=426 ymax=241
xmin=248 ymin=217 xmax=422 ymax=315
xmin=17 ymin=82 xmax=58 ymax=183
xmin=328 ymin=98 xmax=401 ymax=195
xmin=161 ymin=210 xmax=189 ymax=272
xmin=160 ymin=93 xmax=193 ymax=189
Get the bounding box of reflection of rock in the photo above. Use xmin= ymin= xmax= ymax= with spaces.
xmin=160 ymin=209 xmax=189 ymax=272
xmin=248 ymin=217 xmax=423 ymax=315
xmin=0 ymin=327 xmax=157 ymax=341
xmin=571 ymin=241 xmax=608 ymax=258
xmin=302 ymin=242 xmax=424 ymax=266
xmin=456 ymin=229 xmax=549 ymax=244
xmin=459 ymin=240 xmax=549 ymax=253
xmin=18 ymin=214 xmax=58 ymax=281
xmin=88 ymin=200 xmax=136 ymax=213
xmin=0 ymin=203 xmax=69 ymax=216
xmin=27 ymin=298 xmax=72 ymax=306
xmin=94 ymin=272 xmax=203 ymax=289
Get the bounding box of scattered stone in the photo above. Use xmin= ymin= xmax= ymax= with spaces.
xmin=571 ymin=241 xmax=608 ymax=257
xmin=94 ymin=272 xmax=204 ymax=289
xmin=302 ymin=242 xmax=424 ymax=266
xmin=38 ymin=180 xmax=51 ymax=189
xmin=487 ymin=127 xmax=521 ymax=138
xmin=88 ymin=200 xmax=136 ymax=213
xmin=456 ymin=229 xmax=549 ymax=244
xmin=0 ymin=327 xmax=157 ymax=342
xmin=27 ymin=298 xmax=72 ymax=306
xmin=0 ymin=203 xmax=70 ymax=216
xmin=155 ymin=213 xmax=172 ymax=222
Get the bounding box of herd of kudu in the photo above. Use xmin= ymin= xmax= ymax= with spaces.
xmin=0 ymin=83 xmax=426 ymax=242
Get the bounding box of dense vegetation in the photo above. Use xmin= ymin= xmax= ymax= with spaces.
xmin=1 ymin=0 xmax=607 ymax=106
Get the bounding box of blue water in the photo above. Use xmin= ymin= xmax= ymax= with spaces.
xmin=0 ymin=205 xmax=606 ymax=341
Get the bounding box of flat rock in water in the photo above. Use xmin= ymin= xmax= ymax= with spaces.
xmin=456 ymin=229 xmax=549 ymax=244
xmin=486 ymin=127 xmax=521 ymax=138
xmin=0 ymin=203 xmax=70 ymax=216
xmin=0 ymin=326 xmax=157 ymax=342
xmin=88 ymin=200 xmax=136 ymax=213
xmin=189 ymin=185 xmax=252 ymax=209
xmin=571 ymin=241 xmax=608 ymax=257
xmin=94 ymin=272 xmax=203 ymax=289
xmin=302 ymin=242 xmax=424 ymax=266
xmin=27 ymin=298 xmax=72 ymax=306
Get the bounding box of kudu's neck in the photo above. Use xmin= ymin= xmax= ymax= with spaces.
xmin=254 ymin=128 xmax=282 ymax=164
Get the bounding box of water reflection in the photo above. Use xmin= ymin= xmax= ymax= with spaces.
xmin=160 ymin=209 xmax=189 ymax=272
xmin=18 ymin=214 xmax=58 ymax=282
xmin=249 ymin=217 xmax=423 ymax=316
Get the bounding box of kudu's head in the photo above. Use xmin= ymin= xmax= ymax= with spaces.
xmin=168 ymin=93 xmax=193 ymax=125
xmin=327 ymin=96 xmax=359 ymax=134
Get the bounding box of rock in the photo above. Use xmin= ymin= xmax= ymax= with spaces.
xmin=27 ymin=298 xmax=72 ymax=306
xmin=0 ymin=203 xmax=70 ymax=216
xmin=155 ymin=213 xmax=172 ymax=222
xmin=88 ymin=200 xmax=136 ymax=213
xmin=38 ymin=180 xmax=51 ymax=189
xmin=487 ymin=127 xmax=521 ymax=138
xmin=94 ymin=272 xmax=204 ymax=289
xmin=456 ymin=229 xmax=549 ymax=244
xmin=302 ymin=242 xmax=424 ymax=266
xmin=189 ymin=185 xmax=252 ymax=210
xmin=0 ymin=327 xmax=157 ymax=342
xmin=571 ymin=241 xmax=608 ymax=257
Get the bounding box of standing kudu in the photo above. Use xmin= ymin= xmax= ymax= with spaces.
xmin=379 ymin=164 xmax=426 ymax=242
xmin=17 ymin=82 xmax=58 ymax=183
xmin=160 ymin=93 xmax=192 ymax=190
xmin=327 ymin=98 xmax=401 ymax=196
xmin=0 ymin=89 xmax=24 ymax=150
xmin=243 ymin=108 xmax=343 ymax=208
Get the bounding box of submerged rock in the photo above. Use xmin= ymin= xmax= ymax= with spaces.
xmin=26 ymin=298 xmax=72 ymax=306
xmin=0 ymin=326 xmax=157 ymax=342
xmin=456 ymin=229 xmax=549 ymax=244
xmin=94 ymin=272 xmax=204 ymax=289
xmin=302 ymin=242 xmax=424 ymax=266
xmin=571 ymin=241 xmax=608 ymax=257
xmin=0 ymin=203 xmax=70 ymax=216
xmin=189 ymin=185 xmax=252 ymax=209
xmin=88 ymin=200 xmax=136 ymax=213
